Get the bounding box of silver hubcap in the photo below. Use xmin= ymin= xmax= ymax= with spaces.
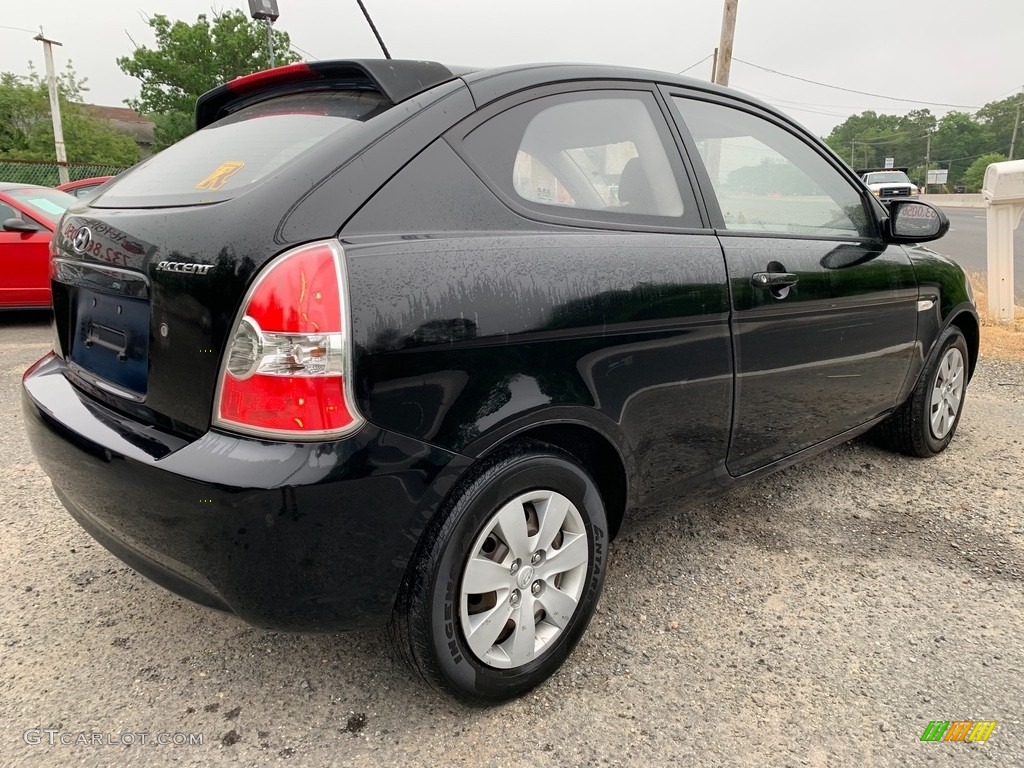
xmin=930 ymin=347 xmax=965 ymax=440
xmin=459 ymin=490 xmax=589 ymax=669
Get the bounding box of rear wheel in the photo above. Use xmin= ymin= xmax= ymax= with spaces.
xmin=392 ymin=443 xmax=608 ymax=702
xmin=874 ymin=326 xmax=970 ymax=457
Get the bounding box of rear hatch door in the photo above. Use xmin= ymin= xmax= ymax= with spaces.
xmin=52 ymin=76 xmax=410 ymax=438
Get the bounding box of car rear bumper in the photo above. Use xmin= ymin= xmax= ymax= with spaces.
xmin=22 ymin=353 xmax=472 ymax=631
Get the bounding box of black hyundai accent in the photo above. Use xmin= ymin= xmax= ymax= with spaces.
xmin=22 ymin=59 xmax=977 ymax=702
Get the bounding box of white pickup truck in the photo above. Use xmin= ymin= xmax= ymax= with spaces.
xmin=860 ymin=169 xmax=921 ymax=199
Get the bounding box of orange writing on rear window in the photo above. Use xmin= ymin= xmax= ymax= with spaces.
xmin=195 ymin=161 xmax=245 ymax=191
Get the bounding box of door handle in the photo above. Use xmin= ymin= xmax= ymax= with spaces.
xmin=751 ymin=272 xmax=799 ymax=289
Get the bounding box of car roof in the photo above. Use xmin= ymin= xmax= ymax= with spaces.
xmin=0 ymin=181 xmax=50 ymax=192
xmin=58 ymin=176 xmax=113 ymax=188
xmin=196 ymin=58 xmax=785 ymax=132
xmin=461 ymin=61 xmax=731 ymax=98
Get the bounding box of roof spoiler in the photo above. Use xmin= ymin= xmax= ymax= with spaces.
xmin=195 ymin=59 xmax=457 ymax=129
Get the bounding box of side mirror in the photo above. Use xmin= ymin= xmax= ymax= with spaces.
xmin=2 ymin=217 xmax=41 ymax=233
xmin=885 ymin=200 xmax=949 ymax=243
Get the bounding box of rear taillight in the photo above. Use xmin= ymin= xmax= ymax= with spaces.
xmin=213 ymin=240 xmax=363 ymax=440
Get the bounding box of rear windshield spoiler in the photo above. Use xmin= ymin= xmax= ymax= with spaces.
xmin=195 ymin=59 xmax=457 ymax=129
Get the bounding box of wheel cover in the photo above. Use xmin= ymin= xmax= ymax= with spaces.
xmin=458 ymin=489 xmax=589 ymax=669
xmin=930 ymin=347 xmax=965 ymax=440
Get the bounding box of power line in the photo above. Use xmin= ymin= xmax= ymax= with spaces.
xmin=852 ymin=131 xmax=931 ymax=145
xmin=0 ymin=24 xmax=38 ymax=34
xmin=290 ymin=42 xmax=318 ymax=60
xmin=675 ymin=54 xmax=708 ymax=75
xmin=733 ymin=57 xmax=979 ymax=109
xmin=934 ymin=146 xmax=1012 ymax=165
xmin=738 ymin=86 xmax=862 ymax=118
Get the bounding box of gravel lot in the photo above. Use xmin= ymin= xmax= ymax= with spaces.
xmin=2 ymin=311 xmax=1022 ymax=767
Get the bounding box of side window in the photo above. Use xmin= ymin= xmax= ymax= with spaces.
xmin=0 ymin=202 xmax=17 ymax=222
xmin=671 ymin=97 xmax=872 ymax=238
xmin=462 ymin=91 xmax=700 ymax=227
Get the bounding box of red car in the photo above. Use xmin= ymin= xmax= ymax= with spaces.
xmin=57 ymin=175 xmax=115 ymax=199
xmin=0 ymin=183 xmax=75 ymax=309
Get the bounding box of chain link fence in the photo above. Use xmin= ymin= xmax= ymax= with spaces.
xmin=0 ymin=160 xmax=130 ymax=187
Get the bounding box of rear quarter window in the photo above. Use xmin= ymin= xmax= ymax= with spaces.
xmin=94 ymin=91 xmax=390 ymax=208
xmin=458 ymin=90 xmax=701 ymax=229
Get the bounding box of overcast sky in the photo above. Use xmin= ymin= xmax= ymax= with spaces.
xmin=1 ymin=1 xmax=1022 ymax=138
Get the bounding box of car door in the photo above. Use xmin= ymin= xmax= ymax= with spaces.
xmin=664 ymin=91 xmax=919 ymax=477
xmin=0 ymin=198 xmax=53 ymax=307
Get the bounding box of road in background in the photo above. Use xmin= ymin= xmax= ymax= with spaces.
xmin=932 ymin=208 xmax=1024 ymax=302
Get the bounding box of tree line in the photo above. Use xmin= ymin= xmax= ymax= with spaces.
xmin=2 ymin=7 xmax=1019 ymax=192
xmin=0 ymin=10 xmax=295 ymax=168
xmin=822 ymin=97 xmax=1021 ymax=192
xmin=0 ymin=64 xmax=139 ymax=167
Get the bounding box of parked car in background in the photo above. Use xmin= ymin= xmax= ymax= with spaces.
xmin=22 ymin=60 xmax=978 ymax=702
xmin=57 ymin=175 xmax=115 ymax=199
xmin=0 ymin=183 xmax=75 ymax=308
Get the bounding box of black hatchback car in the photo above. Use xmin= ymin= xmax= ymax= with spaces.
xmin=23 ymin=60 xmax=977 ymax=702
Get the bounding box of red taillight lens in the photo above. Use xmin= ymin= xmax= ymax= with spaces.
xmin=214 ymin=240 xmax=362 ymax=440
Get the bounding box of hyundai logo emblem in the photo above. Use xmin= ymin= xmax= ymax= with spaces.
xmin=72 ymin=226 xmax=93 ymax=254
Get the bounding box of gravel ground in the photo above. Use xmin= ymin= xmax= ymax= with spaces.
xmin=2 ymin=311 xmax=1022 ymax=767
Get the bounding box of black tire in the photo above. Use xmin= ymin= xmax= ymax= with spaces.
xmin=873 ymin=325 xmax=970 ymax=457
xmin=391 ymin=442 xmax=608 ymax=703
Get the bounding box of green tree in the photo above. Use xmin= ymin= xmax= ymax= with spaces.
xmin=0 ymin=63 xmax=139 ymax=166
xmin=117 ymin=11 xmax=300 ymax=149
xmin=975 ymin=94 xmax=1023 ymax=159
xmin=931 ymin=111 xmax=994 ymax=184
xmin=961 ymin=152 xmax=1006 ymax=192
xmin=823 ymin=109 xmax=934 ymax=179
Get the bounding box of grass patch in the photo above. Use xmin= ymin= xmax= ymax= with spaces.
xmin=967 ymin=272 xmax=1024 ymax=361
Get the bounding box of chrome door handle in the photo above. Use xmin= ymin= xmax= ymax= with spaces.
xmin=751 ymin=272 xmax=799 ymax=289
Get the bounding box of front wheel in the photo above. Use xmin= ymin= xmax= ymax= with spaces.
xmin=392 ymin=443 xmax=608 ymax=702
xmin=874 ymin=325 xmax=970 ymax=457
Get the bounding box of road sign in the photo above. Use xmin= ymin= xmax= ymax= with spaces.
xmin=884 ymin=157 xmax=895 ymax=169
xmin=927 ymin=169 xmax=948 ymax=185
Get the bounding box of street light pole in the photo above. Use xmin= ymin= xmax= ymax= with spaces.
xmin=34 ymin=28 xmax=69 ymax=185
xmin=248 ymin=1 xmax=280 ymax=69
xmin=266 ymin=18 xmax=275 ymax=68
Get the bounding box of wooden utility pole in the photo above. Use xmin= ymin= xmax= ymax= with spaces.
xmin=1010 ymin=97 xmax=1021 ymax=160
xmin=711 ymin=47 xmax=719 ymax=82
xmin=714 ymin=0 xmax=739 ymax=86
xmin=923 ymin=131 xmax=931 ymax=192
xmin=34 ymin=28 xmax=68 ymax=185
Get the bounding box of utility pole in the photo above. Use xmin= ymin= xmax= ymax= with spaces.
xmin=923 ymin=131 xmax=931 ymax=192
xmin=714 ymin=0 xmax=738 ymax=86
xmin=711 ymin=48 xmax=719 ymax=82
xmin=1010 ymin=96 xmax=1021 ymax=161
xmin=34 ymin=28 xmax=69 ymax=185
xmin=850 ymin=140 xmax=855 ymax=166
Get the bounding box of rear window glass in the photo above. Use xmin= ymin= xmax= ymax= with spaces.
xmin=6 ymin=187 xmax=75 ymax=224
xmin=95 ymin=91 xmax=390 ymax=208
